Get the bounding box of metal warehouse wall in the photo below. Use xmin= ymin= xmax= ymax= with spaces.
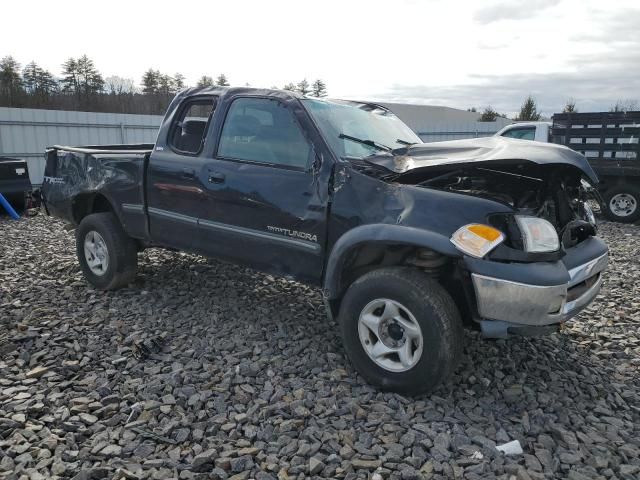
xmin=0 ymin=107 xmax=163 ymax=159
xmin=415 ymin=123 xmax=506 ymax=143
xmin=0 ymin=103 xmax=515 ymax=161
xmin=378 ymin=102 xmax=514 ymax=143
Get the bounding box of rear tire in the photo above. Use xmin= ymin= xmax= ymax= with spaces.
xmin=603 ymin=185 xmax=640 ymax=223
xmin=338 ymin=267 xmax=463 ymax=395
xmin=76 ymin=212 xmax=138 ymax=290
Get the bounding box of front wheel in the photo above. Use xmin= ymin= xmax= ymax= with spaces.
xmin=603 ymin=185 xmax=640 ymax=223
xmin=76 ymin=212 xmax=138 ymax=290
xmin=338 ymin=267 xmax=463 ymax=395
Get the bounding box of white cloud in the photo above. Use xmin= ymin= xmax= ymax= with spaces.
xmin=473 ymin=0 xmax=562 ymax=24
xmin=1 ymin=0 xmax=638 ymax=114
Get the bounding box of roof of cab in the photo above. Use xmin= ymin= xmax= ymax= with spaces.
xmin=173 ymin=87 xmax=399 ymax=123
xmin=179 ymin=86 xmax=305 ymax=101
xmin=177 ymin=87 xmax=391 ymax=112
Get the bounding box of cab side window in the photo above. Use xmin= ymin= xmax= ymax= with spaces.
xmin=502 ymin=127 xmax=536 ymax=141
xmin=169 ymin=98 xmax=216 ymax=154
xmin=217 ymin=98 xmax=311 ymax=169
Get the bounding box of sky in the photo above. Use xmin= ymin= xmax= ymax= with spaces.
xmin=2 ymin=0 xmax=639 ymax=116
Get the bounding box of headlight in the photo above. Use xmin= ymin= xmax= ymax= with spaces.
xmin=451 ymin=224 xmax=505 ymax=258
xmin=515 ymin=216 xmax=559 ymax=252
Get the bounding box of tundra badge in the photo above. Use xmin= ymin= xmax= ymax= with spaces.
xmin=267 ymin=225 xmax=318 ymax=242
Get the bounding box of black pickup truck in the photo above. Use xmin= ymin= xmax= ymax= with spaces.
xmin=42 ymin=87 xmax=608 ymax=394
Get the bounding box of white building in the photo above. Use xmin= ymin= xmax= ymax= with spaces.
xmin=376 ymin=102 xmax=513 ymax=143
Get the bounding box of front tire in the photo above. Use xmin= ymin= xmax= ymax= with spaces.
xmin=338 ymin=267 xmax=463 ymax=395
xmin=76 ymin=212 xmax=138 ymax=290
xmin=603 ymin=185 xmax=640 ymax=223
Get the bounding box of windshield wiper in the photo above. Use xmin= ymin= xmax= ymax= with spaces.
xmin=339 ymin=133 xmax=392 ymax=152
xmin=396 ymin=138 xmax=418 ymax=146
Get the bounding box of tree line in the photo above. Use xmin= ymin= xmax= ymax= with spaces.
xmin=0 ymin=55 xmax=328 ymax=115
xmin=2 ymin=54 xmax=636 ymax=118
xmin=470 ymin=96 xmax=639 ymax=122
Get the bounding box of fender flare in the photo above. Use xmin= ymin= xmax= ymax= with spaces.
xmin=322 ymin=224 xmax=461 ymax=299
xmin=71 ymin=190 xmax=121 ymax=224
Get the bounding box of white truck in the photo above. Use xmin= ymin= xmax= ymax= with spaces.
xmin=495 ymin=112 xmax=640 ymax=223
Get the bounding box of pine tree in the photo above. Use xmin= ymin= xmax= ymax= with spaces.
xmin=297 ymin=79 xmax=310 ymax=95
xmin=35 ymin=68 xmax=57 ymax=96
xmin=22 ymin=62 xmax=40 ymax=94
xmin=141 ymin=69 xmax=160 ymax=94
xmin=311 ymin=79 xmax=327 ymax=97
xmin=158 ymin=74 xmax=174 ymax=95
xmin=197 ymin=75 xmax=214 ymax=88
xmin=479 ymin=106 xmax=498 ymax=122
xmin=61 ymin=55 xmax=103 ymax=101
xmin=0 ymin=56 xmax=24 ymax=106
xmin=75 ymin=55 xmax=104 ymax=96
xmin=60 ymin=58 xmax=79 ymax=94
xmin=22 ymin=62 xmax=57 ymax=101
xmin=515 ymin=95 xmax=541 ymax=121
xmin=283 ymin=83 xmax=296 ymax=91
xmin=216 ymin=74 xmax=229 ymax=86
xmin=173 ymin=73 xmax=186 ymax=90
xmin=563 ymin=99 xmax=577 ymax=113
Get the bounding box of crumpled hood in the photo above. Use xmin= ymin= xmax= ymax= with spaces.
xmin=365 ymin=136 xmax=598 ymax=182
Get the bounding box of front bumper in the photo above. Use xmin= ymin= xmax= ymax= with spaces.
xmin=465 ymin=236 xmax=608 ymax=334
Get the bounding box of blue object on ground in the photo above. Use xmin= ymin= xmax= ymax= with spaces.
xmin=0 ymin=192 xmax=20 ymax=219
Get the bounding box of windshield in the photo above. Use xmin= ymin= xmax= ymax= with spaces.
xmin=302 ymin=99 xmax=422 ymax=159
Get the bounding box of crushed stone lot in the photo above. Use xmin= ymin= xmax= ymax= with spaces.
xmin=1 ymin=214 xmax=639 ymax=480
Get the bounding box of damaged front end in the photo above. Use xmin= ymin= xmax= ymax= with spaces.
xmin=397 ymin=161 xmax=600 ymax=257
xmin=347 ymin=137 xmax=608 ymax=337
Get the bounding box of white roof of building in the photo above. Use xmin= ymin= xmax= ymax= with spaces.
xmin=375 ymin=102 xmax=513 ymax=135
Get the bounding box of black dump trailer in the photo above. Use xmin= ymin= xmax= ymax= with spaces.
xmin=0 ymin=156 xmax=31 ymax=212
xmin=552 ymin=111 xmax=640 ymax=223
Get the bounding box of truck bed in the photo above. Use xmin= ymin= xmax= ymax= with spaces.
xmin=552 ymin=112 xmax=640 ymax=177
xmin=50 ymin=144 xmax=154 ymax=154
xmin=43 ymin=144 xmax=153 ymax=237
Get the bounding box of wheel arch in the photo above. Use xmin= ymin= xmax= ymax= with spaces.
xmin=71 ymin=191 xmax=118 ymax=225
xmin=598 ymin=175 xmax=640 ymax=193
xmin=322 ymin=224 xmax=461 ymax=314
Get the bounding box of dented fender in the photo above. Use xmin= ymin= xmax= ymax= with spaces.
xmin=322 ymin=223 xmax=460 ymax=299
xmin=42 ymin=146 xmax=150 ymax=237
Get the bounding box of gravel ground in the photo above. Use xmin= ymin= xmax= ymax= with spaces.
xmin=1 ymin=214 xmax=639 ymax=480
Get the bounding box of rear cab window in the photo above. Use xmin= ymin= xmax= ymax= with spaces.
xmin=168 ymin=98 xmax=216 ymax=155
xmin=217 ymin=97 xmax=312 ymax=169
xmin=501 ymin=127 xmax=536 ymax=141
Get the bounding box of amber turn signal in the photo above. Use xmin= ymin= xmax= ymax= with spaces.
xmin=450 ymin=224 xmax=505 ymax=258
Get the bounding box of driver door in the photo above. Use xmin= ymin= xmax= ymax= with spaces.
xmin=198 ymin=96 xmax=330 ymax=284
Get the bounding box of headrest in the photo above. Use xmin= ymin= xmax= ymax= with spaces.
xmin=182 ymin=120 xmax=207 ymax=136
xmin=225 ymin=115 xmax=261 ymax=137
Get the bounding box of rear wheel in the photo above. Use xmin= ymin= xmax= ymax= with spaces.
xmin=338 ymin=267 xmax=463 ymax=395
xmin=76 ymin=212 xmax=138 ymax=290
xmin=603 ymin=185 xmax=640 ymax=223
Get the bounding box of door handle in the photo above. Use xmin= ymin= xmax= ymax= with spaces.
xmin=181 ymin=168 xmax=196 ymax=179
xmin=208 ymin=171 xmax=225 ymax=184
